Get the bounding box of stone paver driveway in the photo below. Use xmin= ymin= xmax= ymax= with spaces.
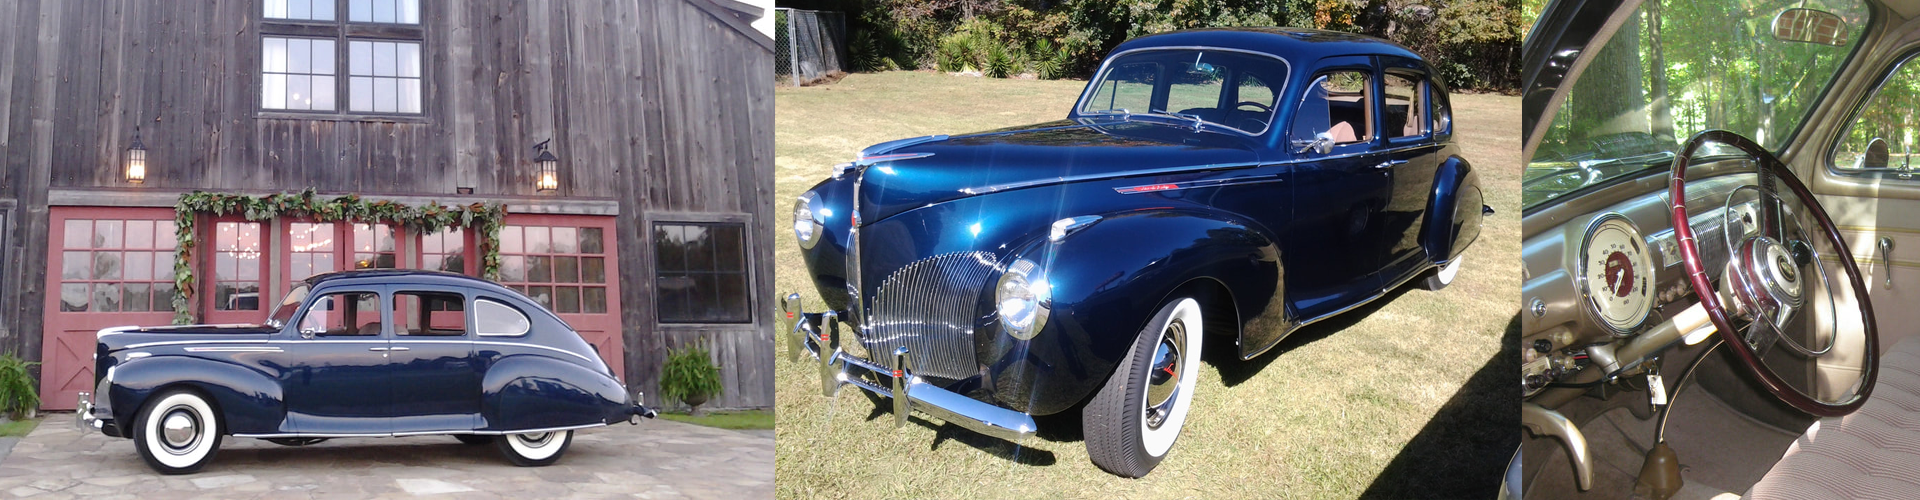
xmin=0 ymin=417 xmax=770 ymax=499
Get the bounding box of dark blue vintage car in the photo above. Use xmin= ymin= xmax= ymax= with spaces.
xmin=77 ymin=269 xmax=654 ymax=474
xmin=782 ymin=27 xmax=1488 ymax=477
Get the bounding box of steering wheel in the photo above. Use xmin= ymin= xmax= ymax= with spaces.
xmin=1236 ymin=101 xmax=1272 ymax=113
xmin=1669 ymin=130 xmax=1878 ymax=417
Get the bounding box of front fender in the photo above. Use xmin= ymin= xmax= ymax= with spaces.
xmin=1423 ymin=155 xmax=1484 ymax=263
xmin=983 ymin=209 xmax=1282 ymax=416
xmin=481 ymin=354 xmax=630 ymax=431
xmin=105 ymin=355 xmax=285 ymax=436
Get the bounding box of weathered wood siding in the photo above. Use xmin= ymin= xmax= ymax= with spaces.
xmin=0 ymin=0 xmax=774 ymax=409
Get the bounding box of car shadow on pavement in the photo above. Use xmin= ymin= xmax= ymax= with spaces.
xmin=1356 ymin=313 xmax=1521 ymax=499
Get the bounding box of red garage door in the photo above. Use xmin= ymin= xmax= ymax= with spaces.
xmin=41 ymin=208 xmax=181 ymax=410
xmin=495 ymin=215 xmax=624 ymax=379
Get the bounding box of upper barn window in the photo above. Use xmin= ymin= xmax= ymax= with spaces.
xmin=260 ymin=0 xmax=425 ymax=116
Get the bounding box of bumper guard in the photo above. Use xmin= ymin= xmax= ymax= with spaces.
xmin=76 ymin=392 xmax=103 ymax=430
xmin=781 ymin=293 xmax=1036 ymax=441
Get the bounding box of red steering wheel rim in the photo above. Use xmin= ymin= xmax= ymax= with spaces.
xmin=1668 ymin=129 xmax=1878 ymax=417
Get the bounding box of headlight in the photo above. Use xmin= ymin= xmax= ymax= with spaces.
xmin=996 ymin=258 xmax=1051 ymax=340
xmin=794 ymin=192 xmax=822 ymax=249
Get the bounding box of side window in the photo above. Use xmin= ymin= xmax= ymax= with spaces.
xmin=1081 ymin=62 xmax=1158 ymax=114
xmin=1835 ymin=58 xmax=1920 ymax=173
xmin=1164 ymin=63 xmax=1226 ymax=117
xmin=1291 ymin=71 xmax=1375 ymax=148
xmin=1234 ymin=73 xmax=1279 ymax=132
xmin=1384 ymin=73 xmax=1426 ymax=139
xmin=475 ymin=298 xmax=532 ymax=337
xmin=393 ymin=291 xmax=466 ymax=336
xmin=297 ymin=291 xmax=383 ymax=337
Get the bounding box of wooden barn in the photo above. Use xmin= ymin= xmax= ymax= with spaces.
xmin=0 ymin=0 xmax=775 ymax=411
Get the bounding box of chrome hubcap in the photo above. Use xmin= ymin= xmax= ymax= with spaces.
xmin=1144 ymin=319 xmax=1185 ymax=430
xmin=517 ymin=432 xmax=554 ymax=447
xmin=160 ymin=409 xmax=199 ymax=451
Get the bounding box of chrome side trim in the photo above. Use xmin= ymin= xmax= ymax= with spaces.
xmin=1114 ymin=174 xmax=1284 ymax=194
xmin=961 ymin=144 xmax=1434 ymax=196
xmin=125 ymin=338 xmax=597 ymax=364
xmin=183 ymin=346 xmax=283 ymax=353
xmin=233 ymin=423 xmax=607 ymax=439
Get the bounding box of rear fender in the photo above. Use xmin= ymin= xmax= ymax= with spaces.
xmin=1422 ymin=155 xmax=1484 ymax=263
xmin=481 ymin=354 xmax=630 ymax=431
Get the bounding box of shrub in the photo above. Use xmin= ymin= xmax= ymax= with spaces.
xmin=0 ymin=354 xmax=38 ymax=419
xmin=848 ymin=31 xmax=892 ymax=72
xmin=937 ymin=34 xmax=974 ymax=73
xmin=984 ymin=41 xmax=1016 ymax=78
xmin=660 ymin=344 xmax=723 ymax=406
xmin=1030 ymin=39 xmax=1068 ymax=80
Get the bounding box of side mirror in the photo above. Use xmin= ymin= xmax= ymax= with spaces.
xmin=1773 ymin=8 xmax=1849 ymax=46
xmin=1292 ymin=131 xmax=1335 ymax=155
xmin=1859 ymin=137 xmax=1890 ymax=170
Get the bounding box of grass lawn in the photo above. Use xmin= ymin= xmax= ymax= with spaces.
xmin=0 ymin=418 xmax=38 ymax=438
xmin=773 ymin=70 xmax=1520 ymax=499
xmin=657 ymin=409 xmax=774 ymax=430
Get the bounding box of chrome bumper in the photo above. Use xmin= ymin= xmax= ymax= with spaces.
xmin=781 ymin=293 xmax=1037 ymax=441
xmin=76 ymin=392 xmax=102 ymax=430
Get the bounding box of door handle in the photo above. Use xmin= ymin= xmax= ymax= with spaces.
xmin=388 ymin=346 xmax=409 ymax=351
xmin=368 ymin=347 xmax=388 ymax=352
xmin=1374 ymin=159 xmax=1408 ymax=170
xmin=1880 ymin=236 xmax=1895 ymax=289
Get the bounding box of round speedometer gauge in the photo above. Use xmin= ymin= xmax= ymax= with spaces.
xmin=1579 ymin=213 xmax=1655 ymax=335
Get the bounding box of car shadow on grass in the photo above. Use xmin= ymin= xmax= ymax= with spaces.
xmin=1209 ymin=284 xmax=1420 ymax=386
xmin=1355 ymin=313 xmax=1521 ymax=499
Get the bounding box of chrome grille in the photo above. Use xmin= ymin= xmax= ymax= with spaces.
xmin=865 ymin=251 xmax=996 ymax=380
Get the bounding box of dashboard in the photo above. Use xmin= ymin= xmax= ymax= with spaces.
xmin=1521 ymin=171 xmax=1761 ymax=397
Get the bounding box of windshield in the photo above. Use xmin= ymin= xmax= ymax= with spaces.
xmin=265 ymin=283 xmax=311 ymax=328
xmin=1525 ymin=0 xmax=1868 ymax=208
xmin=1076 ymin=49 xmax=1288 ymax=135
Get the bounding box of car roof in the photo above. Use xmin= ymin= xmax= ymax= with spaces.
xmin=303 ymin=269 xmax=518 ymax=296
xmin=1115 ymin=27 xmax=1422 ymax=63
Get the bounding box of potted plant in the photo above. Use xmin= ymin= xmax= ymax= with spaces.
xmin=661 ymin=344 xmax=723 ymax=416
xmin=0 ymin=353 xmax=38 ymax=420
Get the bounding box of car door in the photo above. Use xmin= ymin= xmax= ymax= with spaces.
xmin=281 ymin=287 xmax=393 ymax=435
xmin=386 ymin=288 xmax=483 ymax=433
xmin=1375 ymin=60 xmax=1446 ymax=286
xmin=1282 ymin=60 xmax=1393 ymax=320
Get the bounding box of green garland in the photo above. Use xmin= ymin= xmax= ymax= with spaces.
xmin=171 ymin=189 xmax=507 ymax=325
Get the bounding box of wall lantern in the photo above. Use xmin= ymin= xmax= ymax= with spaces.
xmin=126 ymin=126 xmax=148 ymax=184
xmin=533 ymin=139 xmax=559 ymax=193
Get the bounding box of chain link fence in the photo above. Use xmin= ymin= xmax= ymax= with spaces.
xmin=775 ymin=8 xmax=847 ymax=86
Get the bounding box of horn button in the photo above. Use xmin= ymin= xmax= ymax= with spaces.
xmin=1730 ymin=236 xmax=1806 ymax=323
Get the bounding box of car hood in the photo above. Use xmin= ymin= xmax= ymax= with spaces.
xmin=98 ymin=324 xmax=279 ymax=351
xmin=854 ymin=118 xmax=1263 ymax=224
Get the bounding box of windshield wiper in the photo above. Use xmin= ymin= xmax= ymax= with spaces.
xmin=1134 ymin=109 xmax=1205 ymax=130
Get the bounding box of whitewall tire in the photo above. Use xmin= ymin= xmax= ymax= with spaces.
xmin=496 ymin=430 xmax=574 ymax=466
xmin=1084 ymin=297 xmax=1204 ymax=478
xmin=133 ymin=389 xmax=223 ymax=474
xmin=1423 ymin=256 xmax=1463 ymax=291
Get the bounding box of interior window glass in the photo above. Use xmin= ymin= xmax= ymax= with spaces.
xmin=1165 ymin=64 xmax=1226 ymax=120
xmin=1835 ymin=57 xmax=1920 ymax=172
xmin=1083 ymin=62 xmax=1158 ymax=115
xmin=1526 ymin=0 xmax=1868 ymax=207
xmin=1385 ymin=73 xmax=1425 ymax=138
xmin=393 ymin=291 xmax=465 ymax=336
xmin=297 ymin=291 xmax=383 ymax=336
xmin=475 ymin=298 xmax=531 ymax=336
xmin=1292 ymin=71 xmax=1374 ymax=147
